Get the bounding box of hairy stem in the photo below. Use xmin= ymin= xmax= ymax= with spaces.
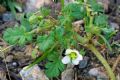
xmin=60 ymin=0 xmax=64 ymax=8
xmin=87 ymin=44 xmax=116 ymax=80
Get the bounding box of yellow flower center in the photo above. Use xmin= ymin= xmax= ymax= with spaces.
xmin=69 ymin=52 xmax=77 ymax=60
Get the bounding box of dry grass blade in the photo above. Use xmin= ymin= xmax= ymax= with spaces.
xmin=0 ymin=45 xmax=14 ymax=80
xmin=112 ymin=55 xmax=120 ymax=72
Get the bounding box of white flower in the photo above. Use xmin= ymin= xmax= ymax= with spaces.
xmin=62 ymin=49 xmax=83 ymax=65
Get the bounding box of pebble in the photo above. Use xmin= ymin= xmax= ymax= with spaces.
xmin=79 ymin=57 xmax=89 ymax=69
xmin=88 ymin=68 xmax=108 ymax=80
xmin=88 ymin=68 xmax=99 ymax=76
xmin=7 ymin=62 xmax=18 ymax=69
xmin=12 ymin=62 xmax=19 ymax=67
xmin=20 ymin=65 xmax=49 ymax=80
xmin=2 ymin=13 xmax=14 ymax=22
xmin=109 ymin=22 xmax=119 ymax=30
xmin=24 ymin=0 xmax=52 ymax=12
xmin=61 ymin=64 xmax=74 ymax=80
xmin=61 ymin=69 xmax=74 ymax=80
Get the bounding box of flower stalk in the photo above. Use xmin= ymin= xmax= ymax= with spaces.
xmin=87 ymin=44 xmax=116 ymax=80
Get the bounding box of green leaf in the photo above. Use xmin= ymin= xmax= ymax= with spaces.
xmin=37 ymin=32 xmax=55 ymax=52
xmin=76 ymin=33 xmax=88 ymax=44
xmin=79 ymin=49 xmax=86 ymax=56
xmin=39 ymin=19 xmax=53 ymax=28
xmin=58 ymin=15 xmax=72 ymax=26
xmin=21 ymin=17 xmax=31 ymax=31
xmin=94 ymin=14 xmax=108 ymax=28
xmin=3 ymin=26 xmax=32 ymax=45
xmin=85 ymin=26 xmax=101 ymax=35
xmin=99 ymin=35 xmax=112 ymax=52
xmin=102 ymin=28 xmax=116 ymax=40
xmin=45 ymin=52 xmax=64 ymax=78
xmin=62 ymin=3 xmax=86 ymax=20
xmin=13 ymin=2 xmax=22 ymax=12
xmin=88 ymin=0 xmax=104 ymax=13
xmin=55 ymin=26 xmax=65 ymax=43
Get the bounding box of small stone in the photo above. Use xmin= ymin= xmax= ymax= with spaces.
xmin=24 ymin=0 xmax=53 ymax=12
xmin=2 ymin=13 xmax=14 ymax=22
xmin=109 ymin=22 xmax=119 ymax=30
xmin=12 ymin=62 xmax=18 ymax=67
xmin=61 ymin=69 xmax=74 ymax=80
xmin=20 ymin=65 xmax=49 ymax=80
xmin=88 ymin=68 xmax=108 ymax=79
xmin=88 ymin=68 xmax=99 ymax=76
xmin=3 ymin=55 xmax=13 ymax=62
xmin=79 ymin=57 xmax=89 ymax=69
xmin=62 ymin=64 xmax=74 ymax=80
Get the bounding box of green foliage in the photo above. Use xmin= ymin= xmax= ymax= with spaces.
xmin=87 ymin=0 xmax=104 ymax=12
xmin=94 ymin=14 xmax=108 ymax=28
xmin=3 ymin=26 xmax=32 ymax=45
xmin=2 ymin=0 xmax=117 ymax=79
xmin=37 ymin=32 xmax=55 ymax=52
xmin=102 ymin=28 xmax=116 ymax=40
xmin=21 ymin=15 xmax=31 ymax=31
xmin=62 ymin=3 xmax=86 ymax=20
xmin=54 ymin=26 xmax=67 ymax=47
xmin=45 ymin=52 xmax=64 ymax=78
xmin=79 ymin=49 xmax=86 ymax=56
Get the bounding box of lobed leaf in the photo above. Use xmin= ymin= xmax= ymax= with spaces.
xmin=37 ymin=32 xmax=55 ymax=52
xmin=3 ymin=26 xmax=32 ymax=45
xmin=45 ymin=52 xmax=64 ymax=78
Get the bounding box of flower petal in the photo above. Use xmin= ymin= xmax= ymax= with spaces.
xmin=65 ymin=49 xmax=73 ymax=55
xmin=72 ymin=59 xmax=80 ymax=65
xmin=76 ymin=54 xmax=83 ymax=61
xmin=62 ymin=56 xmax=71 ymax=64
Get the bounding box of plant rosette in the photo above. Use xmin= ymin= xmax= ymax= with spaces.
xmin=62 ymin=49 xmax=83 ymax=65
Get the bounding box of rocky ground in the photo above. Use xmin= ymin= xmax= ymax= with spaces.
xmin=0 ymin=0 xmax=120 ymax=80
